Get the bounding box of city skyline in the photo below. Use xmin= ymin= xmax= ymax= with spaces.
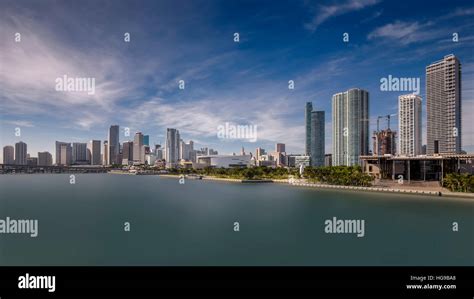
xmin=1 ymin=0 xmax=473 ymax=162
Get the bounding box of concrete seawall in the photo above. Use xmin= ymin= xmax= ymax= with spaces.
xmin=158 ymin=175 xmax=474 ymax=199
xmin=274 ymin=179 xmax=474 ymax=199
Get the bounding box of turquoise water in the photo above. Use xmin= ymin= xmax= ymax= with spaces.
xmin=0 ymin=174 xmax=473 ymax=266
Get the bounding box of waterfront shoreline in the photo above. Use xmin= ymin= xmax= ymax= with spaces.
xmin=157 ymin=174 xmax=474 ymax=200
xmin=1 ymin=172 xmax=472 ymax=200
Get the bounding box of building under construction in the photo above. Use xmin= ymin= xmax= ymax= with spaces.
xmin=373 ymin=129 xmax=396 ymax=155
xmin=372 ymin=114 xmax=397 ymax=155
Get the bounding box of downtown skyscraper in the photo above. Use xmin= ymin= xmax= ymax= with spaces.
xmin=55 ymin=141 xmax=71 ymax=165
xmin=14 ymin=141 xmax=27 ymax=165
xmin=398 ymin=94 xmax=422 ymax=156
xmin=305 ymin=102 xmax=313 ymax=156
xmin=305 ymin=102 xmax=325 ymax=167
xmin=108 ymin=125 xmax=120 ymax=165
xmin=165 ymin=128 xmax=180 ymax=168
xmin=72 ymin=142 xmax=87 ymax=164
xmin=3 ymin=146 xmax=14 ymax=165
xmin=122 ymin=141 xmax=134 ymax=165
xmin=332 ymin=88 xmax=369 ymax=166
xmin=310 ymin=110 xmax=325 ymax=167
xmin=87 ymin=140 xmax=101 ymax=165
xmin=426 ymin=54 xmax=462 ymax=154
xmin=133 ymin=132 xmax=144 ymax=164
xmin=179 ymin=140 xmax=194 ymax=161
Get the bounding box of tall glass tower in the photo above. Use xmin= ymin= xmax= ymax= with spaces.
xmin=165 ymin=128 xmax=180 ymax=168
xmin=133 ymin=132 xmax=144 ymax=164
xmin=305 ymin=102 xmax=313 ymax=156
xmin=426 ymin=54 xmax=462 ymax=154
xmin=332 ymin=88 xmax=369 ymax=166
xmin=108 ymin=125 xmax=120 ymax=165
xmin=310 ymin=111 xmax=325 ymax=167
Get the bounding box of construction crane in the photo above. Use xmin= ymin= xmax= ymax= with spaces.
xmin=376 ymin=114 xmax=397 ymax=132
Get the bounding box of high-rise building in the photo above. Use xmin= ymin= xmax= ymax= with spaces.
xmin=155 ymin=144 xmax=163 ymax=160
xmin=255 ymin=147 xmax=265 ymax=160
xmin=72 ymin=142 xmax=88 ymax=164
xmin=426 ymin=54 xmax=462 ymax=154
xmin=310 ymin=110 xmax=325 ymax=167
xmin=275 ymin=143 xmax=285 ymax=153
xmin=143 ymin=135 xmax=150 ymax=147
xmin=332 ymin=88 xmax=369 ymax=166
xmin=274 ymin=143 xmax=286 ymax=167
xmin=108 ymin=125 xmax=120 ymax=165
xmin=189 ymin=150 xmax=197 ymax=162
xmin=103 ymin=141 xmax=108 ymax=166
xmin=373 ymin=129 xmax=397 ymax=156
xmin=165 ymin=128 xmax=180 ymax=168
xmin=133 ymin=132 xmax=144 ymax=164
xmin=3 ymin=146 xmax=14 ymax=164
xmin=59 ymin=144 xmax=72 ymax=166
xmin=87 ymin=140 xmax=101 ymax=165
xmin=122 ymin=141 xmax=133 ymax=165
xmin=14 ymin=141 xmax=27 ymax=165
xmin=305 ymin=102 xmax=313 ymax=155
xmin=55 ymin=141 xmax=71 ymax=165
xmin=38 ymin=151 xmax=53 ymax=166
xmin=399 ymin=94 xmax=422 ymax=156
xmin=179 ymin=140 xmax=194 ymax=161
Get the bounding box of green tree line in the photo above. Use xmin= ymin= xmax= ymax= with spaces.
xmin=303 ymin=166 xmax=374 ymax=187
xmin=443 ymin=173 xmax=474 ymax=193
xmin=168 ymin=165 xmax=373 ymax=186
xmin=168 ymin=166 xmax=300 ymax=180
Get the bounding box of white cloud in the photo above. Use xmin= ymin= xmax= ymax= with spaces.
xmin=2 ymin=120 xmax=35 ymax=128
xmin=367 ymin=21 xmax=444 ymax=45
xmin=304 ymin=0 xmax=380 ymax=32
xmin=0 ymin=14 xmax=148 ymax=131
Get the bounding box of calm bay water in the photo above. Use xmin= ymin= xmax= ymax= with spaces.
xmin=0 ymin=174 xmax=473 ymax=266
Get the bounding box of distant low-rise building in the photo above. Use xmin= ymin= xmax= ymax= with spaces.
xmin=38 ymin=151 xmax=53 ymax=166
xmin=286 ymin=155 xmax=310 ymax=168
xmin=257 ymin=160 xmax=276 ymax=167
xmin=197 ymin=155 xmax=251 ymax=168
xmin=146 ymin=153 xmax=156 ymax=166
xmin=27 ymin=157 xmax=38 ymax=166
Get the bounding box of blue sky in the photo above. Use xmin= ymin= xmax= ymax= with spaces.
xmin=1 ymin=0 xmax=473 ymax=162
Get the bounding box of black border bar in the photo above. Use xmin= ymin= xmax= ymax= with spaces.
xmin=0 ymin=266 xmax=472 ymax=298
